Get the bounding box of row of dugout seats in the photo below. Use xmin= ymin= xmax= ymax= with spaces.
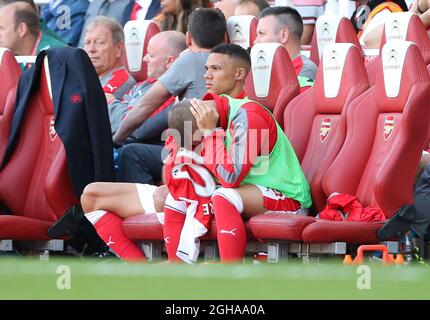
xmin=0 ymin=12 xmax=429 ymax=261
xmin=122 ymin=40 xmax=430 ymax=261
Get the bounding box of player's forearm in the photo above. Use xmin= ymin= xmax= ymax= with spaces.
xmin=113 ymin=103 xmax=154 ymax=145
xmin=201 ymin=129 xmax=251 ymax=188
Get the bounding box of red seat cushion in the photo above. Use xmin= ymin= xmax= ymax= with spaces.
xmin=0 ymin=215 xmax=53 ymax=240
xmin=0 ymin=49 xmax=21 ymax=163
xmin=123 ymin=213 xmax=256 ymax=241
xmin=248 ymin=212 xmax=316 ymax=241
xmin=302 ymin=220 xmax=383 ymax=243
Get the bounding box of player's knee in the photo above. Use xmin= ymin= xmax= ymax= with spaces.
xmin=212 ymin=188 xmax=244 ymax=214
xmin=81 ymin=183 xmax=103 ymax=211
xmin=153 ymin=185 xmax=169 ymax=212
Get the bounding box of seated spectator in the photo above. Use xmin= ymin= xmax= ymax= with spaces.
xmin=118 ymin=43 xmax=251 ymax=185
xmin=234 ymin=0 xmax=269 ymax=16
xmin=154 ymin=0 xmax=212 ymax=33
xmin=293 ymin=0 xmax=326 ymax=45
xmin=254 ymin=6 xmax=316 ymax=89
xmin=42 ymin=0 xmax=89 ymax=47
xmin=130 ymin=0 xmax=161 ymax=21
xmin=113 ymin=8 xmax=227 ymax=146
xmin=77 ymin=0 xmax=135 ymax=47
xmin=351 ymin=0 xmax=408 ymax=49
xmin=108 ymin=31 xmax=186 ymax=139
xmin=0 ymin=0 xmax=68 ymax=45
xmin=0 ymin=1 xmax=67 ymax=69
xmin=162 ymin=95 xmax=311 ymax=263
xmin=83 ymin=16 xmax=136 ymax=100
xmin=51 ymin=43 xmax=251 ymax=260
xmin=215 ymin=0 xmax=241 ymax=20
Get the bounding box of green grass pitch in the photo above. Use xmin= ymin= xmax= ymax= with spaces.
xmin=0 ymin=256 xmax=429 ymax=300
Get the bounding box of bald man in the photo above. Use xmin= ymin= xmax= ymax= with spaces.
xmin=108 ymin=30 xmax=187 ymax=141
xmin=0 ymin=2 xmax=66 ymax=63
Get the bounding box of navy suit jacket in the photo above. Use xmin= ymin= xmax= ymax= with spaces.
xmin=2 ymin=47 xmax=115 ymax=197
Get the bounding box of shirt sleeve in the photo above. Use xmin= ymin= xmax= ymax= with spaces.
xmin=200 ymin=105 xmax=274 ymax=188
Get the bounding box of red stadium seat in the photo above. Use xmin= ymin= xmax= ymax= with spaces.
xmin=248 ymin=43 xmax=369 ymax=255
xmin=302 ymin=40 xmax=430 ymax=245
xmin=226 ymin=15 xmax=257 ymax=50
xmin=286 ymin=43 xmax=369 ymax=211
xmin=122 ymin=213 xmax=256 ymax=261
xmin=0 ymin=56 xmax=78 ymax=243
xmin=0 ymin=48 xmax=21 ymax=164
xmin=366 ymin=12 xmax=430 ymax=85
xmin=124 ymin=20 xmax=160 ymax=82
xmin=244 ymin=43 xmax=300 ymax=127
xmin=309 ymin=14 xmax=362 ymax=66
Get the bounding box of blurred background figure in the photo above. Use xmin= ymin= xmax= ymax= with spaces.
xmin=215 ymin=0 xmax=241 ymax=20
xmin=130 ymin=0 xmax=162 ymax=20
xmin=351 ymin=0 xmax=408 ymax=49
xmin=0 ymin=1 xmax=67 ymax=70
xmin=234 ymin=0 xmax=269 ymax=16
xmin=154 ymin=0 xmax=212 ymax=33
xmin=78 ymin=0 xmax=135 ymax=47
xmin=42 ymin=0 xmax=89 ymax=47
xmin=292 ymin=0 xmax=326 ymax=45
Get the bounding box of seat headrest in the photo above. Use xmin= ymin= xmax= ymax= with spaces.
xmin=0 ymin=47 xmax=19 ymax=75
xmin=124 ymin=20 xmax=160 ymax=82
xmin=314 ymin=43 xmax=368 ymax=113
xmin=380 ymin=12 xmax=430 ymax=64
xmin=227 ymin=15 xmax=257 ymax=50
xmin=375 ymin=40 xmax=429 ymax=112
xmin=310 ymin=14 xmax=362 ymax=65
xmin=0 ymin=48 xmax=10 ymax=63
xmin=245 ymin=42 xmax=298 ymax=110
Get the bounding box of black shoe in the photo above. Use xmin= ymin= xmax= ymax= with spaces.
xmin=48 ymin=205 xmax=85 ymax=238
xmin=377 ymin=205 xmax=416 ymax=240
xmin=90 ymin=246 xmax=119 ymax=261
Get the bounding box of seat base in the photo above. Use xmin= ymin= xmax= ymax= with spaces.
xmin=0 ymin=215 xmax=54 ymax=240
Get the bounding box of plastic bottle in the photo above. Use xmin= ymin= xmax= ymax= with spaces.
xmin=404 ymin=233 xmax=413 ymax=264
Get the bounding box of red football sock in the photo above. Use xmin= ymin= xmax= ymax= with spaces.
xmin=212 ymin=193 xmax=246 ymax=263
xmin=163 ymin=207 xmax=186 ymax=263
xmin=93 ymin=212 xmax=146 ymax=261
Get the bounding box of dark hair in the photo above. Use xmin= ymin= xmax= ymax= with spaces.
xmin=188 ymin=8 xmax=227 ymax=49
xmin=259 ymin=6 xmax=303 ymax=41
xmin=160 ymin=0 xmax=212 ymax=33
xmin=211 ymin=43 xmax=251 ymax=70
xmin=0 ymin=0 xmax=37 ymax=10
xmin=238 ymin=0 xmax=269 ymax=12
xmin=168 ymin=100 xmax=198 ymax=148
xmin=15 ymin=7 xmax=39 ymax=35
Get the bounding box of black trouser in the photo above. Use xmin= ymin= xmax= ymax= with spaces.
xmin=413 ymin=163 xmax=430 ymax=240
xmin=118 ymin=143 xmax=166 ymax=184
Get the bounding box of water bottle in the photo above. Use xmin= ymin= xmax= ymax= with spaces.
xmin=404 ymin=234 xmax=413 ymax=264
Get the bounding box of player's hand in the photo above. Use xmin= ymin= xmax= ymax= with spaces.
xmin=190 ymin=98 xmax=219 ymax=131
